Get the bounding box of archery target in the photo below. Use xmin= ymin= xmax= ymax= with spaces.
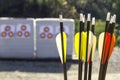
xmin=0 ymin=24 xmax=15 ymax=38
xmin=16 ymin=24 xmax=31 ymax=38
xmin=39 ymin=25 xmax=54 ymax=39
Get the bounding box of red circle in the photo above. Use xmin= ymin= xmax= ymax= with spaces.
xmin=5 ymin=26 xmax=11 ymax=31
xmin=24 ymin=31 xmax=30 ymax=37
xmin=17 ymin=31 xmax=22 ymax=37
xmin=44 ymin=27 xmax=49 ymax=32
xmin=40 ymin=33 xmax=46 ymax=38
xmin=21 ymin=25 xmax=27 ymax=31
xmin=8 ymin=32 xmax=14 ymax=37
xmin=47 ymin=33 xmax=53 ymax=39
xmin=1 ymin=32 xmax=7 ymax=37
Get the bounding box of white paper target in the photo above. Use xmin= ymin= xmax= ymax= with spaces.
xmin=0 ymin=24 xmax=15 ymax=38
xmin=39 ymin=25 xmax=54 ymax=39
xmin=16 ymin=24 xmax=31 ymax=38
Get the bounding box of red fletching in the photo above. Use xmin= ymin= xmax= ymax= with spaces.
xmin=101 ymin=33 xmax=110 ymax=64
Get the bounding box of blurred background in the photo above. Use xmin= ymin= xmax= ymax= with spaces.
xmin=0 ymin=0 xmax=120 ymax=47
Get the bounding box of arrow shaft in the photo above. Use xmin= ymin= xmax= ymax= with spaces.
xmin=102 ymin=23 xmax=115 ymax=80
xmin=84 ymin=21 xmax=90 ymax=80
xmin=88 ymin=61 xmax=92 ymax=80
xmin=60 ymin=22 xmax=67 ymax=80
xmin=79 ymin=60 xmax=83 ymax=80
xmin=98 ymin=21 xmax=109 ymax=80
xmin=88 ymin=24 xmax=95 ymax=80
xmin=78 ymin=21 xmax=83 ymax=80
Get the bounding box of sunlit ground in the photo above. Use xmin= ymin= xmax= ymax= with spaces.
xmin=0 ymin=48 xmax=119 ymax=80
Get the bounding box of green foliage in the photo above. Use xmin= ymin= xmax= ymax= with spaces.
xmin=74 ymin=19 xmax=105 ymax=37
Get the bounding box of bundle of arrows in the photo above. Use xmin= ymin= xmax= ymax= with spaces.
xmin=74 ymin=13 xmax=96 ymax=80
xmin=56 ymin=12 xmax=116 ymax=80
xmin=98 ymin=13 xmax=116 ymax=80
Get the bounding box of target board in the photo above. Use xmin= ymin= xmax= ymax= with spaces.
xmin=0 ymin=18 xmax=34 ymax=59
xmin=36 ymin=18 xmax=74 ymax=59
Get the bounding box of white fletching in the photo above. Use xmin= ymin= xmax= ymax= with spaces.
xmin=87 ymin=13 xmax=91 ymax=21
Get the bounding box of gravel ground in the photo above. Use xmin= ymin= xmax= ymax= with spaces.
xmin=0 ymin=48 xmax=120 ymax=80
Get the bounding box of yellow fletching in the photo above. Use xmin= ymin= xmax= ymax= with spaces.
xmin=74 ymin=32 xmax=87 ymax=61
xmin=63 ymin=32 xmax=67 ymax=63
xmin=74 ymin=32 xmax=80 ymax=58
xmin=81 ymin=32 xmax=87 ymax=61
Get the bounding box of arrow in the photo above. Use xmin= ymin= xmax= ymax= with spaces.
xmin=74 ymin=13 xmax=85 ymax=80
xmin=84 ymin=13 xmax=91 ymax=80
xmin=56 ymin=14 xmax=67 ymax=80
xmin=98 ymin=14 xmax=116 ymax=80
xmin=88 ymin=17 xmax=97 ymax=80
xmin=56 ymin=32 xmax=67 ymax=63
xmin=98 ymin=12 xmax=111 ymax=80
xmin=101 ymin=14 xmax=116 ymax=80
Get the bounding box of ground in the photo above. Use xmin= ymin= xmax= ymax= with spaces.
xmin=0 ymin=48 xmax=120 ymax=80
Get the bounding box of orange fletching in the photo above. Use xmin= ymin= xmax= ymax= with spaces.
xmin=108 ymin=34 xmax=115 ymax=60
xmin=101 ymin=33 xmax=115 ymax=64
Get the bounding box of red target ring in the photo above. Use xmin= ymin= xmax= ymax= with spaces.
xmin=17 ymin=31 xmax=22 ymax=37
xmin=24 ymin=31 xmax=30 ymax=37
xmin=44 ymin=27 xmax=49 ymax=32
xmin=21 ymin=25 xmax=27 ymax=31
xmin=5 ymin=26 xmax=11 ymax=31
xmin=40 ymin=33 xmax=46 ymax=38
xmin=8 ymin=32 xmax=14 ymax=37
xmin=1 ymin=32 xmax=7 ymax=37
xmin=47 ymin=33 xmax=53 ymax=39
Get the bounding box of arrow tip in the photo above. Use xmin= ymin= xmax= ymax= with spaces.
xmin=106 ymin=12 xmax=111 ymax=21
xmin=113 ymin=14 xmax=116 ymax=23
xmin=87 ymin=13 xmax=91 ymax=21
xmin=110 ymin=14 xmax=116 ymax=24
xmin=80 ymin=13 xmax=83 ymax=21
xmin=92 ymin=17 xmax=95 ymax=25
xmin=83 ymin=15 xmax=85 ymax=23
xmin=59 ymin=14 xmax=63 ymax=22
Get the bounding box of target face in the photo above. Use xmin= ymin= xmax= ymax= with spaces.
xmin=39 ymin=25 xmax=54 ymax=39
xmin=40 ymin=33 xmax=46 ymax=38
xmin=16 ymin=24 xmax=31 ymax=38
xmin=24 ymin=31 xmax=30 ymax=37
xmin=5 ymin=26 xmax=11 ymax=31
xmin=1 ymin=32 xmax=7 ymax=37
xmin=21 ymin=25 xmax=27 ymax=31
xmin=0 ymin=25 xmax=15 ymax=38
xmin=8 ymin=32 xmax=14 ymax=37
xmin=17 ymin=31 xmax=22 ymax=37
xmin=44 ymin=27 xmax=49 ymax=32
xmin=47 ymin=33 xmax=53 ymax=39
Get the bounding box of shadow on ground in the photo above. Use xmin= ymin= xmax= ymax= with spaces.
xmin=0 ymin=59 xmax=77 ymax=73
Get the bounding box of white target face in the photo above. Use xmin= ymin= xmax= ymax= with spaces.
xmin=39 ymin=25 xmax=54 ymax=39
xmin=16 ymin=24 xmax=31 ymax=38
xmin=55 ymin=26 xmax=69 ymax=37
xmin=0 ymin=24 xmax=15 ymax=38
